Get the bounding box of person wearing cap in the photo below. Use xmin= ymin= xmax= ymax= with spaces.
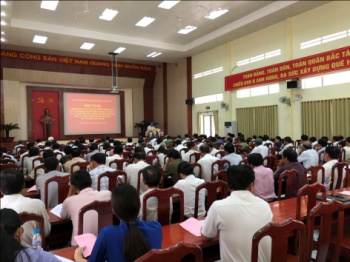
xmin=250 ymin=138 xmax=268 ymax=158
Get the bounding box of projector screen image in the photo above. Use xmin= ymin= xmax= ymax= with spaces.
xmin=63 ymin=92 xmax=121 ymax=135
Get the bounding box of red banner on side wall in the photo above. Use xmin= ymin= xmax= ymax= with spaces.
xmin=225 ymin=46 xmax=350 ymax=90
xmin=32 ymin=91 xmax=59 ymax=140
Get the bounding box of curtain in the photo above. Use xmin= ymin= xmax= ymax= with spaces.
xmin=332 ymin=98 xmax=350 ymax=136
xmin=213 ymin=110 xmax=218 ymax=135
xmin=197 ymin=112 xmax=202 ymax=134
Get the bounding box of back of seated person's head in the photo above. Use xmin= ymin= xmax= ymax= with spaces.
xmin=114 ymin=140 xmax=121 ymax=146
xmin=0 ymin=147 xmax=7 ymax=154
xmin=176 ymin=135 xmax=181 ymax=139
xmin=177 ymin=161 xmax=193 ymax=176
xmin=28 ymin=147 xmax=39 ymax=157
xmin=325 ymin=146 xmax=340 ymax=160
xmin=224 ymin=143 xmax=235 ymax=154
xmin=44 ymin=157 xmax=59 ymax=172
xmin=227 ymin=165 xmax=255 ymax=190
xmin=282 ymin=148 xmax=297 ymax=162
xmin=142 ymin=166 xmax=161 ymax=188
xmin=301 ymin=134 xmax=308 ymax=141
xmin=113 ymin=145 xmax=123 ymax=155
xmin=193 ymin=133 xmax=198 ymax=139
xmin=71 ymin=170 xmax=92 ymax=191
xmin=210 ymin=137 xmax=216 ymax=142
xmin=134 ymin=151 xmax=146 ymax=161
xmin=318 ymin=138 xmax=328 ymax=147
xmin=127 ymin=138 xmax=132 ymax=143
xmin=140 ymin=142 xmax=147 ymax=148
xmin=74 ymin=140 xmax=81 ymax=146
xmin=45 ymin=141 xmax=52 ymax=147
xmin=89 ymin=138 xmax=94 ymax=143
xmin=175 ymin=140 xmax=181 ymax=145
xmin=284 ymin=136 xmax=292 ymax=144
xmin=187 ymin=142 xmax=195 ymax=149
xmin=309 ymin=137 xmax=317 ymax=143
xmin=247 ymin=153 xmax=263 ymax=167
xmin=89 ymin=143 xmax=98 ymax=151
xmin=199 ymin=144 xmax=210 ymax=154
xmin=26 ymin=142 xmax=35 ymax=150
xmin=103 ymin=142 xmax=110 ymax=150
xmin=78 ymin=144 xmax=86 ymax=151
xmin=255 ymin=138 xmax=263 ymax=146
xmin=52 ymin=143 xmax=60 ymax=150
xmin=226 ymin=137 xmax=233 ymax=143
xmin=156 ymin=138 xmax=162 ymax=144
xmin=0 ymin=169 xmax=24 ymax=195
xmin=168 ymin=150 xmax=181 ymax=159
xmin=332 ymin=135 xmax=340 ymax=141
xmin=338 ymin=140 xmax=346 ymax=147
xmin=79 ymin=137 xmax=86 ymax=144
xmin=111 ymin=184 xmax=150 ymax=261
xmin=207 ymin=142 xmax=214 ymax=149
xmin=321 ymin=136 xmax=329 ymax=141
xmin=240 ymin=146 xmax=251 ymax=155
xmin=0 ymin=208 xmax=25 ymax=262
xmin=263 ymin=135 xmax=269 ymax=141
xmin=36 ymin=138 xmax=42 ymax=143
xmin=71 ymin=148 xmax=81 ymax=158
xmin=109 ymin=138 xmax=114 ymax=143
xmin=346 ymin=137 xmax=350 ymax=143
xmin=64 ymin=146 xmax=72 ymax=155
xmin=157 ymin=146 xmax=168 ymax=155
xmin=91 ymin=153 xmax=106 ymax=165
xmin=137 ymin=138 xmax=144 ymax=144
xmin=43 ymin=149 xmax=54 ymax=159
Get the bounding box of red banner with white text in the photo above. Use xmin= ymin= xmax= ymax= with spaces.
xmin=225 ymin=46 xmax=350 ymax=90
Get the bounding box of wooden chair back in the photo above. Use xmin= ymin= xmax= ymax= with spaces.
xmin=179 ymin=148 xmax=189 ymax=155
xmin=263 ymin=155 xmax=277 ymax=170
xmin=306 ymin=200 xmax=344 ymax=262
xmin=264 ymin=142 xmax=273 ymax=148
xmin=214 ymin=170 xmax=228 ymax=183
xmin=239 ymin=159 xmax=248 ymax=165
xmin=147 ymin=150 xmax=157 ymax=156
xmin=190 ymin=162 xmax=202 ymax=179
xmin=122 ymin=151 xmax=134 ymax=163
xmin=70 ymin=161 xmax=90 ymax=174
xmin=34 ymin=163 xmax=47 ymax=181
xmin=54 ymin=151 xmax=63 ymax=160
xmin=234 ymin=144 xmax=241 ymax=154
xmin=194 ymin=180 xmax=228 ymax=218
xmin=0 ymin=159 xmax=16 ymax=164
xmin=339 ymin=148 xmax=346 ymax=162
xmin=277 ymin=169 xmax=299 ymax=200
xmin=296 ymin=182 xmax=326 ymax=221
xmin=211 ymin=159 xmax=230 ymax=181
xmin=0 ymin=163 xmax=20 ymax=171
xmin=251 ymin=218 xmax=305 ymax=262
xmin=44 ymin=175 xmax=70 ymax=207
xmin=305 ymin=165 xmax=325 ymax=184
xmin=78 ymin=200 xmax=113 ymax=235
xmin=135 ymin=242 xmax=202 ymax=262
xmin=1 ymin=155 xmax=11 ymax=160
xmin=97 ymin=170 xmax=126 ymax=191
xmin=145 ymin=155 xmax=160 ymax=166
xmin=268 ymin=147 xmax=279 ymax=156
xmin=318 ymin=150 xmax=325 ymax=165
xmin=330 ymin=162 xmax=348 ymax=190
xmin=189 ymin=152 xmax=200 ymax=163
xmin=32 ymin=156 xmax=44 ymax=169
xmin=137 ymin=168 xmax=146 ymax=194
xmin=142 ymin=188 xmax=184 ymax=226
xmin=214 ymin=151 xmax=225 ymax=159
xmin=108 ymin=159 xmax=127 ymax=170
xmin=19 ymin=212 xmax=46 ymax=250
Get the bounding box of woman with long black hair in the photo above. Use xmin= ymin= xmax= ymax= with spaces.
xmin=74 ymin=184 xmax=162 ymax=262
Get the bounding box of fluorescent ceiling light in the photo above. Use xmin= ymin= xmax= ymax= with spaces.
xmin=80 ymin=42 xmax=95 ymax=50
xmin=152 ymin=52 xmax=162 ymax=58
xmin=147 ymin=52 xmax=157 ymax=57
xmin=41 ymin=1 xmax=59 ymax=11
xmin=1 ymin=37 xmax=5 ymax=42
xmin=177 ymin=25 xmax=197 ymax=34
xmin=1 ymin=31 xmax=4 ymax=35
xmin=300 ymin=38 xmax=321 ymax=49
xmin=1 ymin=11 xmax=5 ymax=17
xmin=147 ymin=52 xmax=161 ymax=58
xmin=158 ymin=1 xmax=180 ymax=9
xmin=322 ymin=31 xmax=347 ymax=43
xmin=99 ymin=8 xmax=118 ymax=21
xmin=33 ymin=35 xmax=48 ymax=44
xmin=1 ymin=20 xmax=6 ymax=26
xmin=114 ymin=47 xmax=126 ymax=53
xmin=136 ymin=17 xmax=155 ymax=27
xmin=237 ymin=59 xmax=249 ymax=66
xmin=205 ymin=8 xmax=229 ymax=20
xmin=1 ymin=1 xmax=7 ymax=6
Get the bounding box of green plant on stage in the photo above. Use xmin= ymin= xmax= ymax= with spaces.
xmin=0 ymin=123 xmax=20 ymax=138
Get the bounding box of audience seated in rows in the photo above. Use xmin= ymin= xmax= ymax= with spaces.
xmin=250 ymin=138 xmax=268 ymax=158
xmin=64 ymin=148 xmax=86 ymax=173
xmin=89 ymin=153 xmax=115 ymax=191
xmin=125 ymin=151 xmax=149 ymax=194
xmin=106 ymin=145 xmax=124 ymax=167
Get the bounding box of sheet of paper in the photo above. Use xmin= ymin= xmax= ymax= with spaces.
xmin=27 ymin=185 xmax=36 ymax=192
xmin=54 ymin=255 xmax=74 ymax=262
xmin=338 ymin=190 xmax=350 ymax=196
xmin=50 ymin=203 xmax=63 ymax=218
xmin=74 ymin=233 xmax=97 ymax=258
xmin=179 ymin=217 xmax=202 ymax=237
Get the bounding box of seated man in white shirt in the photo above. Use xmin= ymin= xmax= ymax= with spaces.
xmin=125 ymin=151 xmax=149 ymax=194
xmin=139 ymin=165 xmax=172 ymax=222
xmin=309 ymin=136 xmax=317 ymax=149
xmin=279 ymin=136 xmax=294 ymax=155
xmin=153 ymin=138 xmax=164 ymax=151
xmin=12 ymin=140 xmax=25 ymax=156
xmin=197 ymin=144 xmax=218 ymax=182
xmin=174 ymin=140 xmax=186 ymax=156
xmin=222 ymin=143 xmax=242 ymax=166
xmin=297 ymin=134 xmax=308 ymax=151
xmin=106 ymin=145 xmax=124 ymax=167
xmin=182 ymin=142 xmax=198 ymax=163
xmin=250 ymin=138 xmax=268 ymax=159
xmin=125 ymin=137 xmax=134 ymax=147
xmin=0 ymin=147 xmax=19 ymax=165
xmin=315 ymin=138 xmax=328 ymax=164
xmin=24 ymin=147 xmax=41 ymax=187
xmin=323 ymin=146 xmax=343 ymax=187
xmin=0 ymin=168 xmax=51 ymax=247
xmin=173 ymin=161 xmax=206 ymax=218
xmin=208 ymin=142 xmax=220 ymax=158
xmin=297 ymin=141 xmax=319 ymax=170
xmin=89 ymin=153 xmax=115 ymax=191
xmin=36 ymin=157 xmax=69 ymax=208
xmin=201 ymin=165 xmax=273 ymax=261
xmin=344 ymin=136 xmax=350 ymax=165
xmin=157 ymin=145 xmax=168 ymax=168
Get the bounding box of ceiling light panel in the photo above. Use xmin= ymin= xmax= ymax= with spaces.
xmin=136 ymin=17 xmax=155 ymax=27
xmin=1 ymin=20 xmax=6 ymax=26
xmin=99 ymin=8 xmax=118 ymax=21
xmin=80 ymin=42 xmax=95 ymax=50
xmin=1 ymin=1 xmax=7 ymax=6
xmin=41 ymin=1 xmax=59 ymax=11
xmin=177 ymin=25 xmax=197 ymax=35
xmin=147 ymin=52 xmax=162 ymax=58
xmin=33 ymin=35 xmax=48 ymax=44
xmin=114 ymin=47 xmax=126 ymax=53
xmin=158 ymin=1 xmax=180 ymax=9
xmin=1 ymin=11 xmax=5 ymax=17
xmin=1 ymin=37 xmax=5 ymax=42
xmin=205 ymin=8 xmax=229 ymax=20
xmin=1 ymin=31 xmax=4 ymax=35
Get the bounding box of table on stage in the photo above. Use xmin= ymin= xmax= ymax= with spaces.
xmin=50 ymin=187 xmax=350 ymax=261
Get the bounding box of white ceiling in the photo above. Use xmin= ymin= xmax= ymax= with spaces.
xmin=1 ymin=1 xmax=329 ymax=65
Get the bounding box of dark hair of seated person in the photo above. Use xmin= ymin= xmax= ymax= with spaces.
xmin=70 ymin=170 xmax=92 ymax=191
xmin=226 ymin=165 xmax=255 ymax=190
xmin=177 ymin=161 xmax=193 ymax=176
xmin=112 ymin=185 xmax=150 ymax=262
xmin=0 ymin=169 xmax=24 ymax=195
xmin=142 ymin=165 xmax=162 ymax=187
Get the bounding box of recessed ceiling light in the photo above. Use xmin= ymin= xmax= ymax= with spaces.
xmin=33 ymin=35 xmax=48 ymax=44
xmin=1 ymin=37 xmax=5 ymax=42
xmin=114 ymin=47 xmax=126 ymax=53
xmin=177 ymin=25 xmax=197 ymax=34
xmin=1 ymin=11 xmax=5 ymax=17
xmin=1 ymin=20 xmax=6 ymax=26
xmin=1 ymin=1 xmax=7 ymax=6
xmin=80 ymin=42 xmax=95 ymax=50
xmin=158 ymin=1 xmax=180 ymax=9
xmin=99 ymin=8 xmax=118 ymax=21
xmin=147 ymin=52 xmax=162 ymax=58
xmin=40 ymin=0 xmax=59 ymax=11
xmin=1 ymin=31 xmax=4 ymax=35
xmin=205 ymin=8 xmax=229 ymax=20
xmin=136 ymin=17 xmax=155 ymax=27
